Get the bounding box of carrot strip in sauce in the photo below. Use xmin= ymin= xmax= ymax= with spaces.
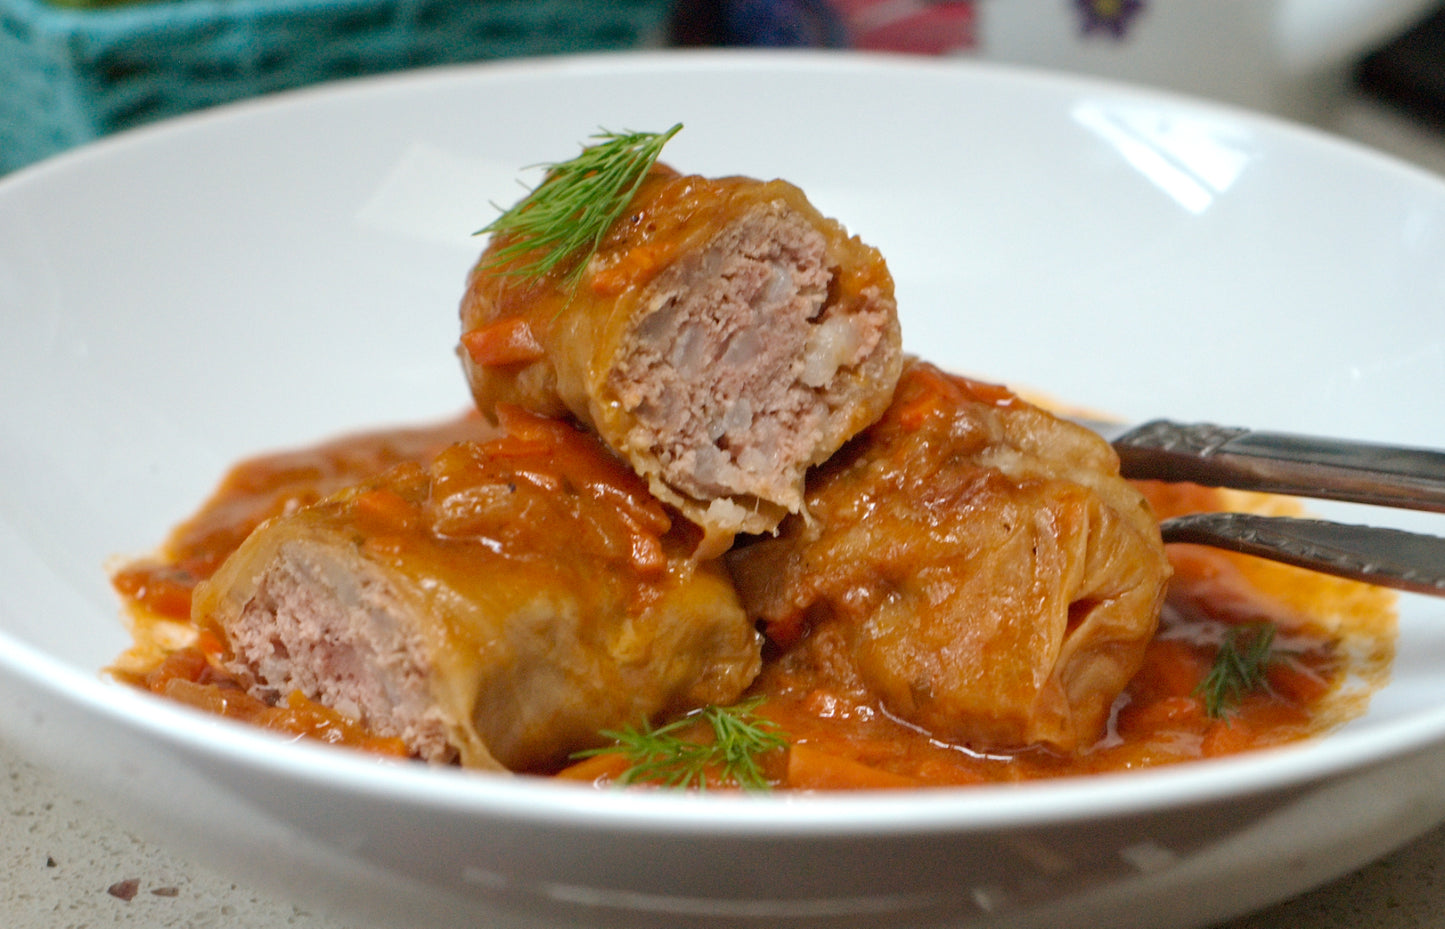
xmin=107 ymin=410 xmax=1393 ymax=787
xmin=1201 ymin=717 xmax=1258 ymax=757
xmin=1267 ymin=659 xmax=1333 ymax=706
xmin=588 ymin=241 xmax=679 ymax=296
xmin=1132 ymin=638 xmax=1211 ymax=700
xmin=134 ymin=646 xmax=411 ymax=758
xmin=1116 ymin=695 xmax=1209 ymax=737
xmin=784 ymin=743 xmax=921 ymax=790
xmin=553 ymin=752 xmax=635 ymax=784
xmin=460 ymin=317 xmax=545 ymax=366
xmin=353 ymin=487 xmax=420 ymax=533
xmin=111 ymin=563 xmax=196 ymax=622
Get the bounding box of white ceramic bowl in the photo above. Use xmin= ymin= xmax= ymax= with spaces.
xmin=3 ymin=51 xmax=1445 ymax=929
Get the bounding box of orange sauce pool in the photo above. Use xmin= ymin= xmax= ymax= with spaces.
xmin=110 ymin=418 xmax=1397 ymax=789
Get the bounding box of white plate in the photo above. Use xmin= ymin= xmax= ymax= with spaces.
xmin=3 ymin=50 xmax=1445 ymax=929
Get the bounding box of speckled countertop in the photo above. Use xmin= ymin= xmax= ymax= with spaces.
xmin=5 ymin=89 xmax=1445 ymax=929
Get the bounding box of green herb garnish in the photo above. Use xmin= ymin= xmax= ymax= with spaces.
xmin=476 ymin=123 xmax=683 ymax=283
xmin=574 ymin=697 xmax=787 ymax=791
xmin=1196 ymin=622 xmax=1277 ymax=718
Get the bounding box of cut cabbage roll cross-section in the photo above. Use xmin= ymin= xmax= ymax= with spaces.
xmin=193 ymin=405 xmax=762 ymax=771
xmin=727 ymin=360 xmax=1173 ymax=753
xmin=460 ymin=166 xmax=903 ymax=555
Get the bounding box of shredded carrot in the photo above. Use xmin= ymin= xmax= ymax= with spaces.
xmin=353 ymin=487 xmax=419 ymax=533
xmin=954 ymin=377 xmax=1018 ymax=408
xmin=553 ymin=751 xmax=634 ymax=784
xmin=892 ymin=377 xmax=950 ymax=431
xmin=1116 ymin=695 xmax=1208 ymax=738
xmin=143 ymin=645 xmax=212 ymax=690
xmin=1137 ymin=639 xmax=1210 ymax=700
xmin=890 ymin=364 xmax=1018 ymax=432
xmin=1267 ymin=659 xmax=1332 ymax=706
xmin=588 ymin=241 xmax=677 ymax=296
xmin=784 ymin=742 xmax=921 ymax=790
xmin=111 ymin=562 xmax=196 ymax=622
xmin=132 ymin=646 xmax=411 ymax=758
xmin=277 ymin=691 xmax=411 ymax=757
xmin=1201 ymin=716 xmax=1257 ymax=757
xmin=460 ymin=317 xmax=545 ymax=366
xmin=492 ymin=404 xmax=570 ymax=452
xmin=193 ymin=628 xmax=227 ymax=660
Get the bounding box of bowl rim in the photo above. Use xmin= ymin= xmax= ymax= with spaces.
xmin=4 ymin=47 xmax=1445 ymax=838
xmin=5 ymin=607 xmax=1444 ymax=838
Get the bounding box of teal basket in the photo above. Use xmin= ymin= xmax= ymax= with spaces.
xmin=0 ymin=0 xmax=674 ymax=174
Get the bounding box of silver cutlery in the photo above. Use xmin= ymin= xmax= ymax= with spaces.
xmin=1081 ymin=419 xmax=1445 ymax=596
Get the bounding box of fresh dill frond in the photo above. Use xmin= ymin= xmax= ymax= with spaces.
xmin=574 ymin=697 xmax=787 ymax=791
xmin=476 ymin=123 xmax=683 ymax=283
xmin=1195 ymin=622 xmax=1277 ymax=718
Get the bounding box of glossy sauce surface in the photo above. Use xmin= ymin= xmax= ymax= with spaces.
xmin=112 ymin=416 xmax=1396 ymax=788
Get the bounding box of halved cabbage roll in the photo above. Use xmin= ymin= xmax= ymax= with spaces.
xmin=726 ymin=360 xmax=1171 ymax=753
xmin=193 ymin=406 xmax=762 ymax=771
xmin=460 ymin=166 xmax=903 ymax=554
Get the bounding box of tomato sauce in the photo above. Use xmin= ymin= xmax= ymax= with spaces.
xmin=110 ymin=418 xmax=1397 ymax=788
xmin=746 ymin=577 xmax=1347 ymax=789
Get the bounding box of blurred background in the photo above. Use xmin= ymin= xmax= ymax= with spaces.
xmin=4 ymin=0 xmax=1445 ymax=175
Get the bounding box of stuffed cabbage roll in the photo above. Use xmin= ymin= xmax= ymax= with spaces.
xmin=460 ymin=165 xmax=902 ymax=554
xmin=727 ymin=360 xmax=1171 ymax=753
xmin=193 ymin=406 xmax=762 ymax=772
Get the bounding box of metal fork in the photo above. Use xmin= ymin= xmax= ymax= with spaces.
xmin=1084 ymin=419 xmax=1445 ymax=596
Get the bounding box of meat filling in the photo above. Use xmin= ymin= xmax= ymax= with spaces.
xmin=194 ymin=409 xmax=763 ymax=771
xmin=458 ymin=168 xmax=902 ymax=546
xmin=610 ymin=202 xmax=888 ymax=509
xmin=224 ymin=539 xmax=458 ymax=763
xmin=727 ymin=360 xmax=1173 ymax=753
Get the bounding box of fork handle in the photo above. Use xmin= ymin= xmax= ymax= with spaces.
xmin=1113 ymin=420 xmax=1445 ymax=512
xmin=1160 ymin=512 xmax=1445 ymax=596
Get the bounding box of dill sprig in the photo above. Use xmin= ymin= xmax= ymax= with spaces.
xmin=1195 ymin=622 xmax=1277 ymax=718
xmin=476 ymin=123 xmax=683 ymax=283
xmin=574 ymin=697 xmax=787 ymax=791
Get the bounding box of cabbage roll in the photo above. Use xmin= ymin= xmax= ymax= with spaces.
xmin=460 ymin=167 xmax=902 ymax=554
xmin=727 ymin=360 xmax=1171 ymax=752
xmin=194 ymin=406 xmax=762 ymax=771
